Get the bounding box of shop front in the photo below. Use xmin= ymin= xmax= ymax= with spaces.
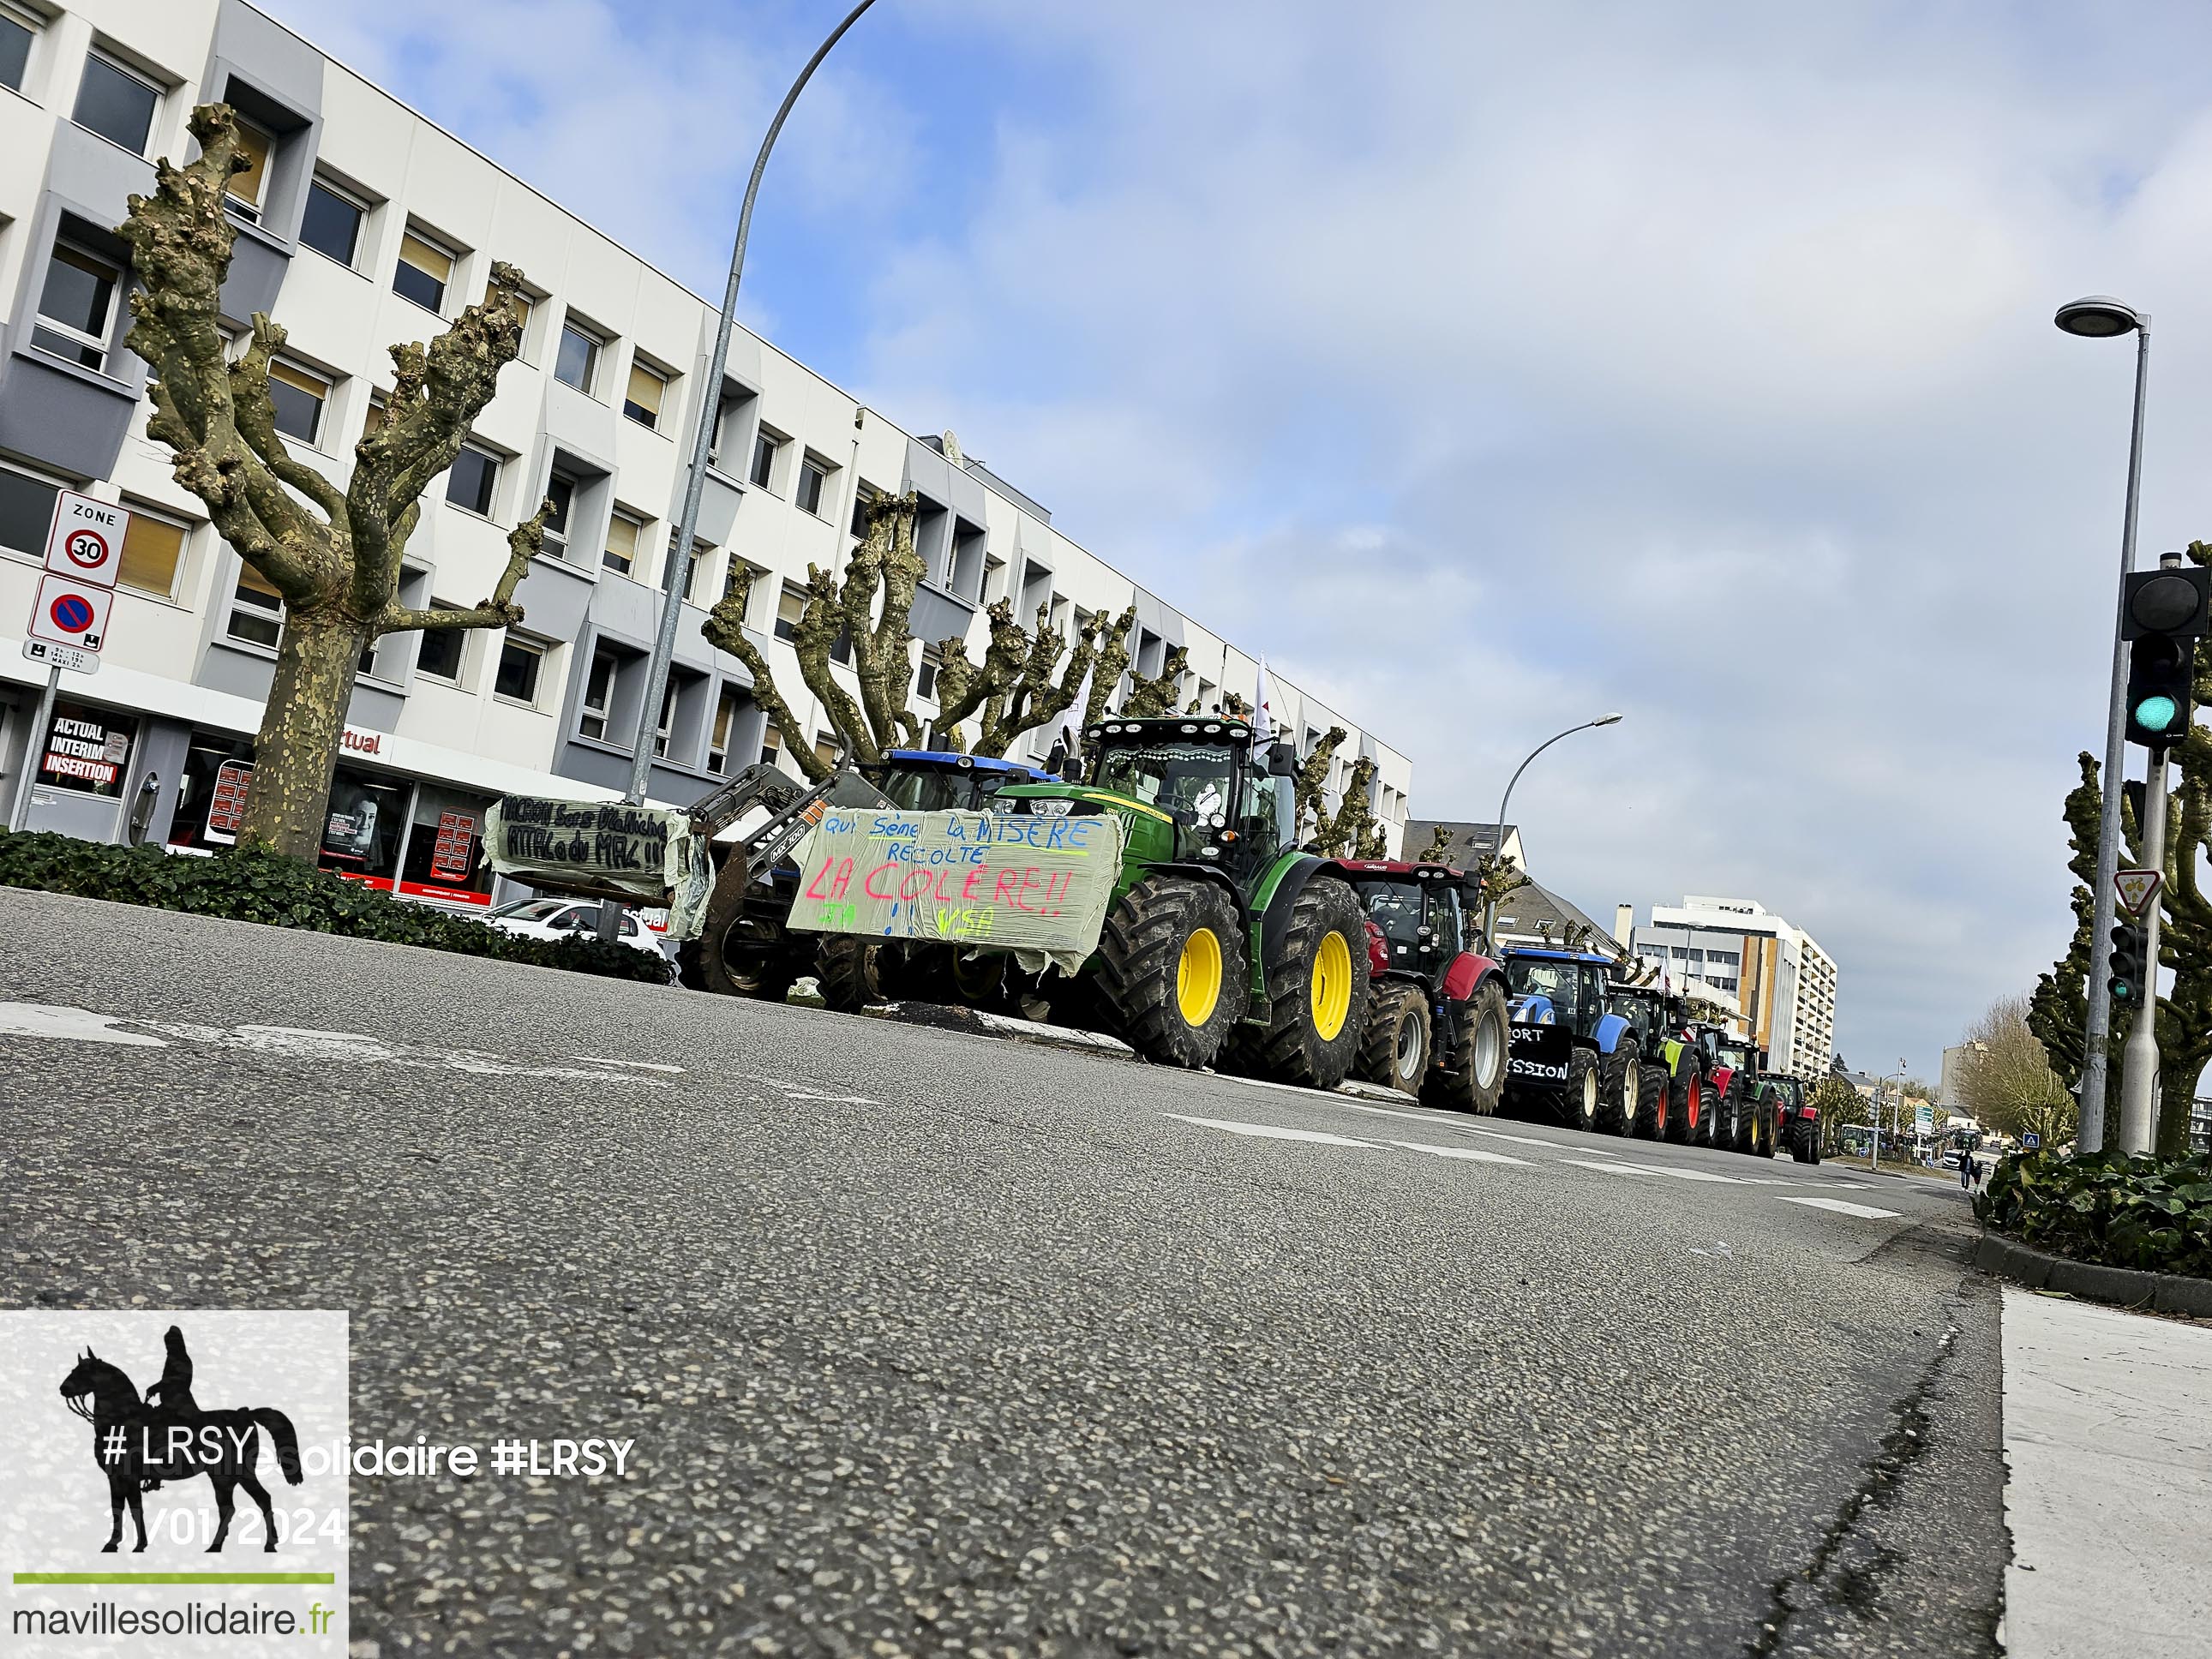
xmin=10 ymin=698 xmax=147 ymax=842
xmin=163 ymin=728 xmax=497 ymax=911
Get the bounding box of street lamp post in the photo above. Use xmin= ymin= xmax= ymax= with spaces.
xmin=625 ymin=0 xmax=884 ymax=807
xmin=1481 ymin=713 xmax=1624 ymax=946
xmin=2055 ymin=295 xmax=2151 ymax=1154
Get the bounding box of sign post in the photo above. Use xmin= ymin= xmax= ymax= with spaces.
xmin=9 ymin=492 xmax=127 ymax=832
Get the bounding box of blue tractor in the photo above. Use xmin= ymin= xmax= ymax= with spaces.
xmin=1501 ymin=946 xmax=1645 ymax=1135
xmin=686 ymin=749 xmax=1054 ymax=1003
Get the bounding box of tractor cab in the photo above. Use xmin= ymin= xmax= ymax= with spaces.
xmin=1352 ymin=864 xmax=1476 ymax=978
xmin=1505 ymin=948 xmax=1615 ymax=1042
xmin=860 ymin=749 xmax=1051 ymax=815
xmin=1605 ymin=982 xmax=1674 ymax=1058
xmin=994 ymin=716 xmax=1296 ymax=879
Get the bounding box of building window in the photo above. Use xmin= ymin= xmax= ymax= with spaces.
xmin=73 ymin=51 xmax=159 ymax=155
xmin=603 ymin=509 xmax=642 ymax=577
xmin=554 ymin=320 xmax=600 ymax=393
xmin=117 ymin=508 xmax=188 ymax=598
xmin=267 ymin=359 xmax=329 ymax=446
xmin=224 ymin=119 xmax=273 ymax=221
xmin=493 ymin=636 xmax=543 ymax=704
xmin=393 ymin=228 xmax=454 ymax=312
xmin=446 ymin=442 xmax=499 ymax=517
xmin=750 ymin=430 xmax=781 ymax=490
xmin=652 ymin=682 xmax=679 ymax=758
xmin=759 ymin=726 xmax=782 ymax=768
xmin=298 ymin=177 xmax=364 ymax=267
xmin=31 ymin=242 xmax=121 ymax=372
xmin=415 ymin=619 xmax=464 ymax=683
xmin=849 ymin=486 xmax=874 ymax=538
xmin=489 ymin=281 xmax=536 ymax=358
xmin=773 ymin=583 xmax=806 ymax=642
xmin=914 ymin=650 xmax=938 ymax=703
xmin=226 ymin=565 xmax=283 ymax=649
xmin=579 ymin=649 xmax=618 ymax=741
xmin=623 ymin=362 xmax=665 ymax=428
xmin=668 ymin=535 xmax=713 ymax=606
xmin=795 ymin=456 xmax=829 ymax=517
xmin=707 ymin=686 xmax=740 ymax=774
xmin=0 ymin=7 xmax=33 ymax=93
xmin=0 ymin=467 xmax=59 ymax=556
xmin=541 ymin=469 xmax=578 ymax=558
xmin=814 ymin=734 xmax=838 ymax=772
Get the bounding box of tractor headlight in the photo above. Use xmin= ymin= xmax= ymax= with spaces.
xmin=1032 ymin=798 xmax=1075 ymax=818
xmin=1198 ymin=846 xmax=1220 ymax=859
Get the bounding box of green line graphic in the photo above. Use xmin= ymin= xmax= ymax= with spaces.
xmin=13 ymin=1572 xmax=335 ymax=1584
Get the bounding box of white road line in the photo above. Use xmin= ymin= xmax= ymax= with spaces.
xmin=1388 ymin=1140 xmax=1533 ymax=1166
xmin=0 ymin=1002 xmax=166 ymax=1046
xmin=572 ymin=1055 xmax=687 ymax=1074
xmin=1777 ymin=1195 xmax=1902 ymax=1220
xmin=1559 ymin=1157 xmax=1751 ymax=1185
xmin=1165 ymin=1115 xmax=1379 ymax=1147
xmin=1466 ymin=1126 xmax=1578 ymax=1149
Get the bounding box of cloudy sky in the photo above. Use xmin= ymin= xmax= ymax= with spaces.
xmin=266 ymin=0 xmax=2212 ymax=1081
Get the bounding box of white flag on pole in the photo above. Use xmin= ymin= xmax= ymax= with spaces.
xmin=1253 ymin=656 xmax=1274 ymax=742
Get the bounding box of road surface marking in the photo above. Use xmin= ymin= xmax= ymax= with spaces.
xmin=0 ymin=1002 xmax=166 ymax=1046
xmin=572 ymin=1055 xmax=687 ymax=1074
xmin=1777 ymin=1195 xmax=1901 ymax=1220
xmin=1558 ymin=1157 xmax=1749 ymax=1184
xmin=1388 ymin=1140 xmax=1533 ymax=1166
xmin=1165 ymin=1115 xmax=1378 ymax=1147
xmin=0 ymin=1001 xmax=671 ymax=1086
xmin=1466 ymin=1127 xmax=1575 ymax=1149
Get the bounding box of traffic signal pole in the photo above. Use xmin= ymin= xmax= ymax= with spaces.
xmin=2117 ymin=748 xmax=2168 ymax=1154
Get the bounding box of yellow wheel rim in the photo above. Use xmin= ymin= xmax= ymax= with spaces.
xmin=1310 ymin=930 xmax=1353 ymax=1041
xmin=1177 ymin=927 xmax=1224 ymax=1027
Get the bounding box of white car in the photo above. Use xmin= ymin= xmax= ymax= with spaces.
xmin=485 ymin=898 xmax=670 ymax=968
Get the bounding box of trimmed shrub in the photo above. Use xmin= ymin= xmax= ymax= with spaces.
xmin=0 ymin=828 xmax=668 ymax=983
xmin=1977 ymin=1147 xmax=2212 ymax=1278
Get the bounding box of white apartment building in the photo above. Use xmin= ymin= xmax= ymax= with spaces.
xmin=1630 ymin=895 xmax=1837 ymax=1079
xmin=0 ymin=0 xmax=1412 ymax=908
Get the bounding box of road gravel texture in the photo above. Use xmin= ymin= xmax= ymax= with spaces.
xmin=0 ymin=889 xmax=2005 ymax=1656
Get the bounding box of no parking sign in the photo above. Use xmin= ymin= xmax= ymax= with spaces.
xmin=27 ymin=574 xmax=113 ymax=652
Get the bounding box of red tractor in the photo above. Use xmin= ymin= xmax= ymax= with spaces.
xmin=1758 ymin=1072 xmax=1822 ymax=1163
xmin=1330 ymin=860 xmax=1512 ymax=1112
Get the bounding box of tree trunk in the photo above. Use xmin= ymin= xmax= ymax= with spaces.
xmin=237 ymin=607 xmax=366 ymax=859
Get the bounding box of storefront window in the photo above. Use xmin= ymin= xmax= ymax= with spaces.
xmin=165 ymin=734 xmax=255 ymax=848
xmin=320 ymin=764 xmax=409 ymax=883
xmin=33 ymin=701 xmax=135 ymax=798
xmin=398 ymin=783 xmax=495 ymax=905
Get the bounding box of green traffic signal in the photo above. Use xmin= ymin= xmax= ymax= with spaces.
xmin=2135 ymin=693 xmax=2181 ymax=734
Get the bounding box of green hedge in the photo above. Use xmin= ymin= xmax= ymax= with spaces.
xmin=1977 ymin=1148 xmax=2212 ymax=1278
xmin=0 ymin=828 xmax=668 ymax=983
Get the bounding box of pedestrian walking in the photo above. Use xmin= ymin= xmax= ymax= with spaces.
xmin=1959 ymin=1155 xmax=1974 ymax=1193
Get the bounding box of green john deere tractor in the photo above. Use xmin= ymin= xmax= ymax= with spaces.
xmin=985 ymin=716 xmax=1372 ymax=1087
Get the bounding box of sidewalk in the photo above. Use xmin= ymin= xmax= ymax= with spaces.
xmin=2000 ymin=1285 xmax=2212 ymax=1656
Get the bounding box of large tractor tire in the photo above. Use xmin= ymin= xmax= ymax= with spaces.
xmin=1358 ymin=982 xmax=1431 ymax=1094
xmin=1634 ymin=1063 xmax=1670 ymax=1139
xmin=1692 ymin=1077 xmax=1721 ymax=1149
xmin=1728 ymin=1083 xmax=1754 ymax=1154
xmin=1665 ymin=1055 xmax=1704 ymax=1145
xmin=694 ymin=848 xmax=760 ymax=997
xmin=1096 ymin=875 xmax=1250 ymax=1069
xmin=1250 ymin=876 xmax=1370 ymax=1090
xmin=818 ymin=935 xmax=889 ymax=1013
xmin=1790 ymin=1117 xmax=1821 ymax=1165
xmin=1598 ymin=1044 xmax=1640 ymax=1137
xmin=1562 ymin=1047 xmax=1601 ymax=1134
xmin=1423 ymin=979 xmax=1509 ymax=1116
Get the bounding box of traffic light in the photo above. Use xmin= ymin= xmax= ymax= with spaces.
xmin=2108 ymin=920 xmax=2149 ymax=1008
xmin=2120 ymin=565 xmax=2212 ymax=749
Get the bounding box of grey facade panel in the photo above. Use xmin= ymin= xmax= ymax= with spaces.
xmin=902 ymin=436 xmax=988 ymax=524
xmin=192 ymin=637 xmax=402 ymax=730
xmin=0 ymin=350 xmax=137 ymax=483
xmin=510 ymin=555 xmax=594 ymax=650
xmin=689 ymin=466 xmax=742 ymax=548
xmin=908 ymin=584 xmax=974 ymax=645
xmin=1130 ymin=589 xmax=1186 ymax=650
xmin=43 ymin=120 xmax=159 ymax=237
xmin=585 ymin=571 xmax=662 ymax=650
xmin=219 ymin=226 xmax=289 ymax=323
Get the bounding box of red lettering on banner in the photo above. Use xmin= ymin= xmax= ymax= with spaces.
xmin=803 ymin=856 xmax=835 ymax=901
xmin=962 ymin=868 xmax=986 ymax=901
xmin=993 ymin=869 xmax=1020 ymax=906
xmin=828 ymin=859 xmax=853 ymax=900
xmin=1042 ymin=870 xmax=1071 ymax=918
xmin=864 ymin=861 xmax=900 ymax=900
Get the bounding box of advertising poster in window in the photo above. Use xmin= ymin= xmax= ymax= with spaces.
xmin=35 ymin=702 xmax=135 ymax=797
xmin=206 ymin=759 xmax=252 ymax=844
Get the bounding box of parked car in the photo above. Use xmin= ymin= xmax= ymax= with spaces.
xmin=487 ymin=897 xmax=670 ymax=967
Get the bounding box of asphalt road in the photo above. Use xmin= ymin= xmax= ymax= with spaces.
xmin=0 ymin=889 xmax=2005 ymax=1657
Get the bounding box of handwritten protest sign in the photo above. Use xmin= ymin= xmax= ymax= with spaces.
xmin=483 ymin=796 xmax=714 ymax=940
xmin=786 ymin=808 xmax=1125 ymax=972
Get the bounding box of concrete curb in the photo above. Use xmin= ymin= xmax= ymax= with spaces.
xmin=1973 ymin=1230 xmax=2212 ymax=1317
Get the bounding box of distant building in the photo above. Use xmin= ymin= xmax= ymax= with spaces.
xmin=1402 ymin=819 xmax=1524 ymax=871
xmin=2193 ymin=1098 xmax=2212 ymax=1154
xmin=1629 ymin=895 xmax=1838 ymax=1080
xmin=1490 ymin=880 xmax=1628 ymax=961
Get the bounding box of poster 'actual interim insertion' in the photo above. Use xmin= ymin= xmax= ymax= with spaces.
xmin=785 ymin=808 xmax=1125 ymax=973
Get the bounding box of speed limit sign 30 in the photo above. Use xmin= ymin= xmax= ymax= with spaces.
xmin=41 ymin=490 xmax=126 ymax=588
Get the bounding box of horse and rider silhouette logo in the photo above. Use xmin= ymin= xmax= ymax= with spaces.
xmin=57 ymin=1324 xmax=303 ymax=1554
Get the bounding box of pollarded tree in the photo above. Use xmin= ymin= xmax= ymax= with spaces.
xmin=122 ymin=105 xmax=544 ymax=859
xmin=1412 ymin=823 xmax=1454 ymax=865
xmin=1291 ymin=727 xmax=1348 ymax=842
xmin=1308 ymin=754 xmax=1380 ymax=857
xmin=704 ymin=492 xmax=931 ymax=782
xmin=1118 ymin=645 xmax=1191 ymax=719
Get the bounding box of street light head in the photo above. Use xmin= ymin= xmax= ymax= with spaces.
xmin=1593 ymin=712 xmax=1624 ymax=728
xmin=2054 ymin=296 xmax=2143 ymax=338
